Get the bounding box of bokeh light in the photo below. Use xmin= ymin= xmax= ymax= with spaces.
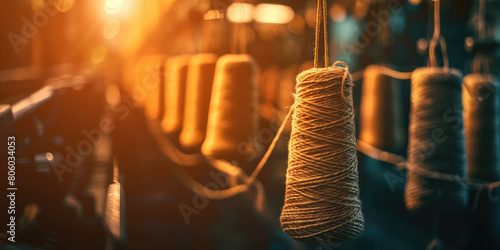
xmin=329 ymin=3 xmax=347 ymax=22
xmin=226 ymin=3 xmax=254 ymax=23
xmin=103 ymin=20 xmax=120 ymax=39
xmin=254 ymin=4 xmax=294 ymax=24
xmin=408 ymin=0 xmax=423 ymax=6
xmin=56 ymin=0 xmax=74 ymax=12
xmin=105 ymin=0 xmax=124 ymax=15
xmin=91 ymin=44 xmax=107 ymax=64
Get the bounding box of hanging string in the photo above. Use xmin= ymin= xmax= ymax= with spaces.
xmin=239 ymin=23 xmax=247 ymax=54
xmin=149 ymin=104 xmax=294 ymax=200
xmin=201 ymin=19 xmax=214 ymax=53
xmin=231 ymin=22 xmax=238 ymax=54
xmin=351 ymin=65 xmax=479 ymax=106
xmin=356 ymin=140 xmax=500 ymax=201
xmin=428 ymin=0 xmax=449 ymax=69
xmin=478 ymin=0 xmax=486 ymax=39
xmin=229 ymin=1 xmax=248 ymax=54
xmin=314 ymin=0 xmax=328 ymax=68
xmin=471 ymin=0 xmax=490 ymax=74
xmin=351 ymin=66 xmax=414 ymax=82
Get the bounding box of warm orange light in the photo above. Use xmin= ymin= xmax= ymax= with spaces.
xmin=254 ymin=4 xmax=294 ymax=24
xmin=204 ymin=10 xmax=224 ymax=20
xmin=353 ymin=1 xmax=368 ymax=20
xmin=31 ymin=0 xmax=44 ymax=11
xmin=329 ymin=3 xmax=347 ymax=22
xmin=288 ymin=15 xmax=305 ymax=34
xmin=106 ymin=85 xmax=121 ymax=106
xmin=103 ymin=20 xmax=120 ymax=39
xmin=46 ymin=152 xmax=54 ymax=162
xmin=91 ymin=44 xmax=107 ymax=64
xmin=57 ymin=0 xmax=74 ymax=12
xmin=408 ymin=0 xmax=423 ymax=6
xmin=105 ymin=0 xmax=124 ymax=15
xmin=226 ymin=3 xmax=254 ymax=23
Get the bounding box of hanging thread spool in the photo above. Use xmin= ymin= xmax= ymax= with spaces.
xmin=280 ymin=62 xmax=364 ymax=243
xmin=463 ymin=73 xmax=500 ymax=181
xmin=463 ymin=73 xmax=500 ymax=247
xmin=405 ymin=67 xmax=468 ymax=215
xmin=179 ymin=54 xmax=218 ymax=153
xmin=161 ymin=55 xmax=190 ymax=137
xmin=359 ymin=65 xmax=405 ymax=152
xmin=201 ymin=54 xmax=261 ymax=162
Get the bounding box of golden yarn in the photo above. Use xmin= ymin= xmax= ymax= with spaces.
xmin=201 ymin=54 xmax=261 ymax=162
xmin=359 ymin=65 xmax=405 ymax=152
xmin=405 ymin=67 xmax=468 ymax=215
xmin=280 ymin=62 xmax=364 ymax=243
xmin=161 ymin=55 xmax=190 ymax=137
xmin=179 ymin=54 xmax=218 ymax=153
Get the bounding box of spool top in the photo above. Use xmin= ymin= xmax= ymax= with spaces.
xmin=411 ymin=67 xmax=462 ymax=90
xmin=463 ymin=73 xmax=498 ymax=92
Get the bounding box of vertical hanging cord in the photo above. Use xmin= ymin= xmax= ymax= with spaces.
xmin=230 ymin=1 xmax=247 ymax=54
xmin=201 ymin=20 xmax=210 ymax=53
xmin=478 ymin=0 xmax=486 ymax=39
xmin=113 ymin=156 xmax=119 ymax=183
xmin=473 ymin=0 xmax=488 ymax=73
xmin=428 ymin=0 xmax=440 ymax=68
xmin=322 ymin=0 xmax=328 ymax=67
xmin=239 ymin=23 xmax=247 ymax=54
xmin=314 ymin=0 xmax=329 ymax=68
xmin=428 ymin=0 xmax=449 ymax=70
xmin=231 ymin=22 xmax=238 ymax=54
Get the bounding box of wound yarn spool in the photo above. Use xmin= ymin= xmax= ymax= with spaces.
xmin=161 ymin=55 xmax=190 ymax=137
xmin=405 ymin=67 xmax=468 ymax=215
xmin=463 ymin=73 xmax=500 ymax=181
xmin=359 ymin=65 xmax=405 ymax=152
xmin=201 ymin=54 xmax=261 ymax=162
xmin=280 ymin=63 xmax=364 ymax=243
xmin=179 ymin=54 xmax=218 ymax=153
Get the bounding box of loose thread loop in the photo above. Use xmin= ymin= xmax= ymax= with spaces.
xmin=314 ymin=0 xmax=329 ymax=68
xmin=333 ymin=61 xmax=349 ymax=101
xmin=428 ymin=0 xmax=449 ymax=69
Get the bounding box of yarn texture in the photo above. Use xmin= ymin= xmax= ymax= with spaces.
xmin=405 ymin=67 xmax=468 ymax=215
xmin=463 ymin=73 xmax=500 ymax=181
xmin=201 ymin=54 xmax=261 ymax=162
xmin=280 ymin=63 xmax=364 ymax=243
